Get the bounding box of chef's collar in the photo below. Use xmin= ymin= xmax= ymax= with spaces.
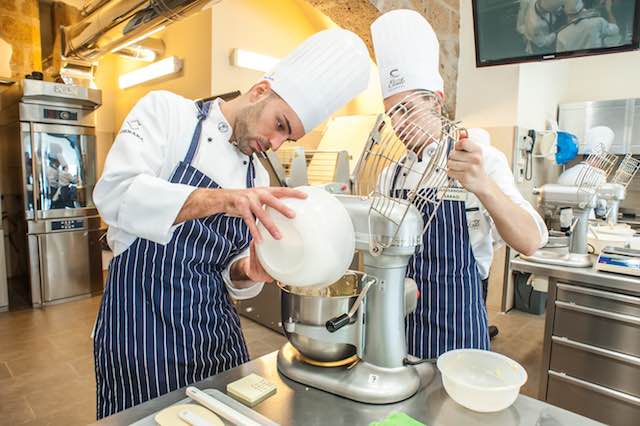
xmin=209 ymin=98 xmax=232 ymax=139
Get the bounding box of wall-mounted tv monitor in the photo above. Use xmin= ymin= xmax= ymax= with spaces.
xmin=473 ymin=0 xmax=640 ymax=67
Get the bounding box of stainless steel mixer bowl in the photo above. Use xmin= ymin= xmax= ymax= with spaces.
xmin=279 ymin=272 xmax=363 ymax=362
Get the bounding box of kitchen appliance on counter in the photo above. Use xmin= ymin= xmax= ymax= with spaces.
xmin=277 ymin=175 xmax=428 ymax=404
xmin=276 ymin=91 xmax=457 ymax=404
xmin=522 ymin=147 xmax=618 ymax=268
xmin=0 ymin=79 xmax=104 ymax=307
xmin=595 ymin=246 xmax=640 ymax=277
xmin=597 ymin=154 xmax=640 ymax=225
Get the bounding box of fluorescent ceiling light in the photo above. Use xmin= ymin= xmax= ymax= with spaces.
xmin=118 ymin=56 xmax=183 ymax=89
xmin=231 ymin=49 xmax=279 ymax=72
xmin=117 ymin=46 xmax=157 ymax=62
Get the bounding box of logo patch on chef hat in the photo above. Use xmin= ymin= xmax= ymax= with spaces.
xmin=388 ymin=68 xmax=405 ymax=91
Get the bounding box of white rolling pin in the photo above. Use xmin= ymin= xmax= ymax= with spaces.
xmin=186 ymin=387 xmax=261 ymax=426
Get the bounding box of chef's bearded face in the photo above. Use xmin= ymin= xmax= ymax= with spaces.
xmin=383 ymin=90 xmax=445 ymax=157
xmin=232 ymin=83 xmax=305 ymax=156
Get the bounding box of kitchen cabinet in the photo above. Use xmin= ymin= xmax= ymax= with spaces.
xmin=511 ymin=258 xmax=640 ymax=426
xmin=558 ymin=98 xmax=639 ymax=155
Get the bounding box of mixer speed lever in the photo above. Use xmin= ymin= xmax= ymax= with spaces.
xmin=325 ymin=276 xmax=376 ymax=333
xmin=326 ymin=314 xmax=350 ymax=332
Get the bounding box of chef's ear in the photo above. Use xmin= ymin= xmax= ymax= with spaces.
xmin=248 ymin=81 xmax=273 ymax=103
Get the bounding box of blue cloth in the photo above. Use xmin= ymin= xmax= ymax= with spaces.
xmin=555 ymin=131 xmax=579 ymax=165
xmin=94 ymin=101 xmax=255 ymax=419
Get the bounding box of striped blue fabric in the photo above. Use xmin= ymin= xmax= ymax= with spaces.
xmin=390 ymin=163 xmax=489 ymax=360
xmin=405 ymin=197 xmax=490 ymax=359
xmin=93 ymin=101 xmax=254 ymax=419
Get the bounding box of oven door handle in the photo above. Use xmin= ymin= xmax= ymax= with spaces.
xmin=29 ymin=122 xmax=39 ymax=223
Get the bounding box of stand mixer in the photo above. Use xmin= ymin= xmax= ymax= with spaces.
xmin=523 ymin=147 xmax=618 ymax=267
xmin=597 ymin=154 xmax=640 ymax=224
xmin=277 ymin=91 xmax=458 ymax=404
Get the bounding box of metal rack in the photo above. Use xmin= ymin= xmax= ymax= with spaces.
xmin=274 ymin=148 xmax=350 ymax=187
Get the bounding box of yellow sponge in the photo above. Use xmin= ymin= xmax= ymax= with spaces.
xmin=226 ymin=373 xmax=277 ymax=407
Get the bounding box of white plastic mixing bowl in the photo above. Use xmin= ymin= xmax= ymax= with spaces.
xmin=437 ymin=349 xmax=527 ymax=413
xmin=255 ymin=186 xmax=355 ymax=288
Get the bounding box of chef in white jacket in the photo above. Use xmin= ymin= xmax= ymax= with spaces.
xmin=556 ymin=0 xmax=620 ymax=52
xmin=371 ymin=10 xmax=548 ymax=359
xmin=92 ymin=28 xmax=370 ymax=419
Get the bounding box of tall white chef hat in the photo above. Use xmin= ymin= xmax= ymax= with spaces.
xmin=371 ymin=9 xmax=444 ymax=99
xmin=264 ymin=29 xmax=370 ymax=133
xmin=585 ymin=126 xmax=615 ymax=153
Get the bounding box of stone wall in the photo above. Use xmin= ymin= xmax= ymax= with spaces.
xmin=305 ymin=0 xmax=460 ymax=114
xmin=0 ymin=0 xmax=42 ymax=79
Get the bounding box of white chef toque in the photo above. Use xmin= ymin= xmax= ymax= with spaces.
xmin=264 ymin=29 xmax=370 ymax=133
xmin=585 ymin=126 xmax=615 ymax=153
xmin=371 ymin=9 xmax=443 ymax=99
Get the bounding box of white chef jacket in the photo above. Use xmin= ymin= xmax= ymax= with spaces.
xmin=94 ymin=90 xmax=269 ymax=299
xmin=557 ymin=15 xmax=619 ymax=52
xmin=378 ymin=132 xmax=548 ymax=280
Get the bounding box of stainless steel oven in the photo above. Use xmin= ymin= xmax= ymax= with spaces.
xmin=0 ymin=80 xmax=104 ymax=307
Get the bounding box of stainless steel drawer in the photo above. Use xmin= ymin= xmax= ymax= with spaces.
xmin=553 ymin=300 xmax=640 ymax=357
xmin=547 ymin=371 xmax=640 ymax=426
xmin=550 ymin=336 xmax=640 ymax=397
xmin=557 ymin=283 xmax=640 ymax=317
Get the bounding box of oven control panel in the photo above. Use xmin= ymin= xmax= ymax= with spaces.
xmin=51 ymin=219 xmax=85 ymax=231
xmin=44 ymin=108 xmax=78 ymax=122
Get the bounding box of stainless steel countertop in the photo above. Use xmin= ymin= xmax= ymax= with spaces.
xmin=93 ymin=351 xmax=601 ymax=426
xmin=511 ymin=256 xmax=640 ymax=296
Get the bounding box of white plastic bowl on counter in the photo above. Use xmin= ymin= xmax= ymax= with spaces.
xmin=437 ymin=349 xmax=527 ymax=413
xmin=255 ymin=186 xmax=355 ymax=288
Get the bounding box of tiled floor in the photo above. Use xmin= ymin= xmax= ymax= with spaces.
xmin=0 ymin=295 xmax=545 ymax=426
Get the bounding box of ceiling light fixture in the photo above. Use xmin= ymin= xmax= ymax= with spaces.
xmin=118 ymin=56 xmax=182 ymax=89
xmin=231 ymin=49 xmax=280 ymax=73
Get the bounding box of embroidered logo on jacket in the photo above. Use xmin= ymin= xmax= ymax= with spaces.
xmin=120 ymin=119 xmax=144 ymax=142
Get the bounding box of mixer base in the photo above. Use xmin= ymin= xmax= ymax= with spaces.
xmin=277 ymin=343 xmax=432 ymax=404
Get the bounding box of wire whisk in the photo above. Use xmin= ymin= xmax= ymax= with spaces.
xmin=576 ymin=144 xmax=618 ymax=195
xmin=352 ymin=90 xmax=462 ymax=252
xmin=611 ymin=154 xmax=640 ymax=188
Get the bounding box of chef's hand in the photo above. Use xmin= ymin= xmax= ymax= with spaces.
xmin=222 ymin=187 xmax=307 ymax=243
xmin=447 ymin=133 xmax=490 ymax=196
xmin=230 ymin=240 xmax=273 ymax=283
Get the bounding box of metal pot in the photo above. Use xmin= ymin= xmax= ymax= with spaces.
xmin=279 ymin=272 xmax=362 ymax=362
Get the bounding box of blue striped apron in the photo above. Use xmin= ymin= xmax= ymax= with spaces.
xmin=93 ymin=100 xmax=253 ymax=419
xmin=391 ymin=166 xmax=490 ymax=360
